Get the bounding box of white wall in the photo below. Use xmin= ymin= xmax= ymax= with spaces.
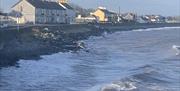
xmin=12 ymin=0 xmax=35 ymax=24
xmin=36 ymin=9 xmax=66 ymax=24
xmin=66 ymin=9 xmax=76 ymax=24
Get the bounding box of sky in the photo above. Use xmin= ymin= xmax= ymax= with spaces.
xmin=0 ymin=0 xmax=179 ymax=16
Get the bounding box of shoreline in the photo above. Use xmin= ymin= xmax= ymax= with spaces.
xmin=0 ymin=23 xmax=180 ymax=67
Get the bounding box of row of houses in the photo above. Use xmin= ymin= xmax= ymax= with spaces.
xmin=11 ymin=0 xmax=75 ymax=24
xmin=137 ymin=15 xmax=166 ymax=23
xmin=76 ymin=7 xmax=179 ymax=24
xmin=165 ymin=16 xmax=180 ymax=23
xmin=75 ymin=7 xmax=138 ymax=23
xmin=1 ymin=1 xmax=179 ymax=25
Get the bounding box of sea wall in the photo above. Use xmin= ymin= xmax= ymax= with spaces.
xmin=0 ymin=24 xmax=102 ymax=67
xmin=0 ymin=23 xmax=180 ymax=67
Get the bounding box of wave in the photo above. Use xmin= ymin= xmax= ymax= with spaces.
xmin=86 ymin=79 xmax=137 ymax=91
xmin=132 ymin=27 xmax=180 ymax=32
xmin=101 ymin=81 xmax=137 ymax=91
xmin=86 ymin=63 xmax=170 ymax=91
xmin=98 ymin=73 xmax=168 ymax=91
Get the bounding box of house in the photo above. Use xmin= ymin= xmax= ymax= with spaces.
xmin=11 ymin=0 xmax=75 ymax=24
xmin=121 ymin=13 xmax=136 ymax=22
xmin=59 ymin=0 xmax=76 ymax=24
xmin=92 ymin=7 xmax=117 ymax=23
xmin=143 ymin=15 xmax=166 ymax=23
xmin=136 ymin=16 xmax=148 ymax=23
xmin=166 ymin=16 xmax=180 ymax=23
xmin=117 ymin=15 xmax=123 ymax=23
xmin=155 ymin=15 xmax=166 ymax=23
xmin=75 ymin=14 xmax=98 ymax=24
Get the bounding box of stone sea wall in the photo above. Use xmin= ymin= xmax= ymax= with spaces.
xmin=0 ymin=23 xmax=179 ymax=67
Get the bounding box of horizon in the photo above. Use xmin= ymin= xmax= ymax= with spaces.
xmin=0 ymin=0 xmax=180 ymax=16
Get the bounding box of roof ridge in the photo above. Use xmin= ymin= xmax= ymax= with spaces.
xmin=12 ymin=0 xmax=66 ymax=10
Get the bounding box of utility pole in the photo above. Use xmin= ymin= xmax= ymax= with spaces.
xmin=118 ymin=6 xmax=121 ymax=16
xmin=118 ymin=6 xmax=121 ymax=23
xmin=0 ymin=0 xmax=1 ymax=13
xmin=17 ymin=6 xmax=20 ymax=32
xmin=0 ymin=0 xmax=2 ymax=25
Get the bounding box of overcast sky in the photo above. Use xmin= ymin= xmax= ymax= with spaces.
xmin=0 ymin=0 xmax=180 ymax=16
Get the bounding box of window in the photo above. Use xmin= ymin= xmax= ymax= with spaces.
xmin=20 ymin=6 xmax=23 ymax=12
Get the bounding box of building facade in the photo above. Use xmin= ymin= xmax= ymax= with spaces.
xmin=121 ymin=13 xmax=136 ymax=22
xmin=141 ymin=15 xmax=166 ymax=23
xmin=75 ymin=15 xmax=98 ymax=24
xmin=59 ymin=2 xmax=76 ymax=24
xmin=92 ymin=7 xmax=117 ymax=23
xmin=11 ymin=0 xmax=75 ymax=24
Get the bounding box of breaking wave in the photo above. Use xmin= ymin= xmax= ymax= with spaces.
xmin=132 ymin=27 xmax=180 ymax=32
xmin=101 ymin=81 xmax=137 ymax=91
xmin=0 ymin=26 xmax=180 ymax=91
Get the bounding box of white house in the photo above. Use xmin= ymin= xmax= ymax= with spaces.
xmin=122 ymin=13 xmax=136 ymax=22
xmin=92 ymin=7 xmax=117 ymax=23
xmin=59 ymin=2 xmax=76 ymax=24
xmin=142 ymin=15 xmax=166 ymax=23
xmin=136 ymin=16 xmax=148 ymax=23
xmin=11 ymin=0 xmax=75 ymax=24
xmin=75 ymin=15 xmax=98 ymax=23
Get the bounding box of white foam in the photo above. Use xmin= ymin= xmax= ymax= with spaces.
xmin=147 ymin=84 xmax=166 ymax=91
xmin=172 ymin=45 xmax=180 ymax=55
xmin=133 ymin=27 xmax=180 ymax=32
xmin=101 ymin=82 xmax=137 ymax=91
xmin=86 ymin=81 xmax=137 ymax=91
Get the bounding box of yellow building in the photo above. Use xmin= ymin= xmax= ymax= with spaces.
xmin=92 ymin=7 xmax=117 ymax=23
xmin=59 ymin=0 xmax=68 ymax=3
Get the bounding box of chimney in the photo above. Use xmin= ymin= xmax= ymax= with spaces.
xmin=41 ymin=0 xmax=53 ymax=2
xmin=59 ymin=0 xmax=68 ymax=3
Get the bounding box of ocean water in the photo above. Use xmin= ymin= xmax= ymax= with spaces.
xmin=0 ymin=27 xmax=180 ymax=91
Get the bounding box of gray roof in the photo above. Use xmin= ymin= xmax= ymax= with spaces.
xmin=99 ymin=9 xmax=116 ymax=15
xmin=12 ymin=0 xmax=65 ymax=10
xmin=0 ymin=12 xmax=8 ymax=16
xmin=28 ymin=0 xmax=65 ymax=10
xmin=61 ymin=3 xmax=73 ymax=10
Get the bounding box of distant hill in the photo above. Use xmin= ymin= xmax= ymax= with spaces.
xmin=69 ymin=3 xmax=95 ymax=17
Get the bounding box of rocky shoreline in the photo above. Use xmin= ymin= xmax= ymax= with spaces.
xmin=0 ymin=23 xmax=180 ymax=67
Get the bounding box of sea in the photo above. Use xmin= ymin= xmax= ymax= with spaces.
xmin=0 ymin=27 xmax=180 ymax=91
